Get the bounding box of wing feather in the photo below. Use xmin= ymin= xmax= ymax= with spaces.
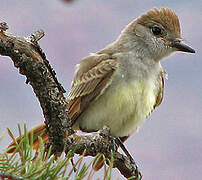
xmin=67 ymin=55 xmax=117 ymax=122
xmin=145 ymin=71 xmax=165 ymax=119
xmin=154 ymin=71 xmax=165 ymax=108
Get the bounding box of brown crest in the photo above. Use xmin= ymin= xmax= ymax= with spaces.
xmin=137 ymin=8 xmax=181 ymax=38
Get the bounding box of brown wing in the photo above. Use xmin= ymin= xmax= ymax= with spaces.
xmin=67 ymin=54 xmax=117 ymax=122
xmin=154 ymin=71 xmax=165 ymax=108
xmin=112 ymin=72 xmax=164 ymax=144
xmin=146 ymin=71 xmax=165 ymax=119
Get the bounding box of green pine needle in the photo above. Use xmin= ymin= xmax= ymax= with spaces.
xmin=0 ymin=124 xmax=115 ymax=179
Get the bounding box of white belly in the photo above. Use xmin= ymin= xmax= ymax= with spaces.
xmin=77 ymin=78 xmax=158 ymax=137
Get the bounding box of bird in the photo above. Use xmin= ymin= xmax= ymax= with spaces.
xmin=8 ymin=8 xmax=195 ymax=158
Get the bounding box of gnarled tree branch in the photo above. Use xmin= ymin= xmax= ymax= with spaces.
xmin=0 ymin=23 xmax=141 ymax=179
xmin=0 ymin=25 xmax=72 ymax=155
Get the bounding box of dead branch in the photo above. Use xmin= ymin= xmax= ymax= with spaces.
xmin=65 ymin=126 xmax=142 ymax=179
xmin=0 ymin=23 xmax=73 ymax=155
xmin=0 ymin=23 xmax=141 ymax=179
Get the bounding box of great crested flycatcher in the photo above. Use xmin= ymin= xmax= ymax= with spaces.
xmin=8 ymin=8 xmax=195 ymax=155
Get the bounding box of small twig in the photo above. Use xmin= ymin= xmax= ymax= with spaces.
xmin=26 ymin=29 xmax=45 ymax=43
xmin=117 ymin=137 xmax=138 ymax=167
xmin=0 ymin=22 xmax=8 ymax=32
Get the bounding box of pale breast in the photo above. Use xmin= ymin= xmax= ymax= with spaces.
xmin=76 ymin=74 xmax=160 ymax=137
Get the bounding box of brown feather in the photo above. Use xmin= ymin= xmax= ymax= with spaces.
xmin=67 ymin=97 xmax=81 ymax=120
xmin=137 ymin=8 xmax=181 ymax=38
xmin=145 ymin=71 xmax=165 ymax=119
xmin=67 ymin=55 xmax=117 ymax=122
xmin=7 ymin=123 xmax=47 ymax=153
xmin=72 ymin=54 xmax=110 ymax=86
xmin=154 ymin=71 xmax=165 ymax=108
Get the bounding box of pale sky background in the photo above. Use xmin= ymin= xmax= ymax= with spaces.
xmin=0 ymin=0 xmax=201 ymax=179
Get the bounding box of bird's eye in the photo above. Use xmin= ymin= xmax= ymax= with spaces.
xmin=151 ymin=26 xmax=162 ymax=36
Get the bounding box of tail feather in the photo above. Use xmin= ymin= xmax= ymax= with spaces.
xmin=7 ymin=123 xmax=48 ymax=153
xmin=8 ymin=124 xmax=130 ymax=173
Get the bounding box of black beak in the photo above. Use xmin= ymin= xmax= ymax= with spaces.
xmin=171 ymin=41 xmax=195 ymax=53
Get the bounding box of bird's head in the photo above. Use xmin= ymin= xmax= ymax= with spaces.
xmin=119 ymin=8 xmax=195 ymax=61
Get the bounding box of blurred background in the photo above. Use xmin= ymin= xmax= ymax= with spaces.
xmin=0 ymin=0 xmax=201 ymax=179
